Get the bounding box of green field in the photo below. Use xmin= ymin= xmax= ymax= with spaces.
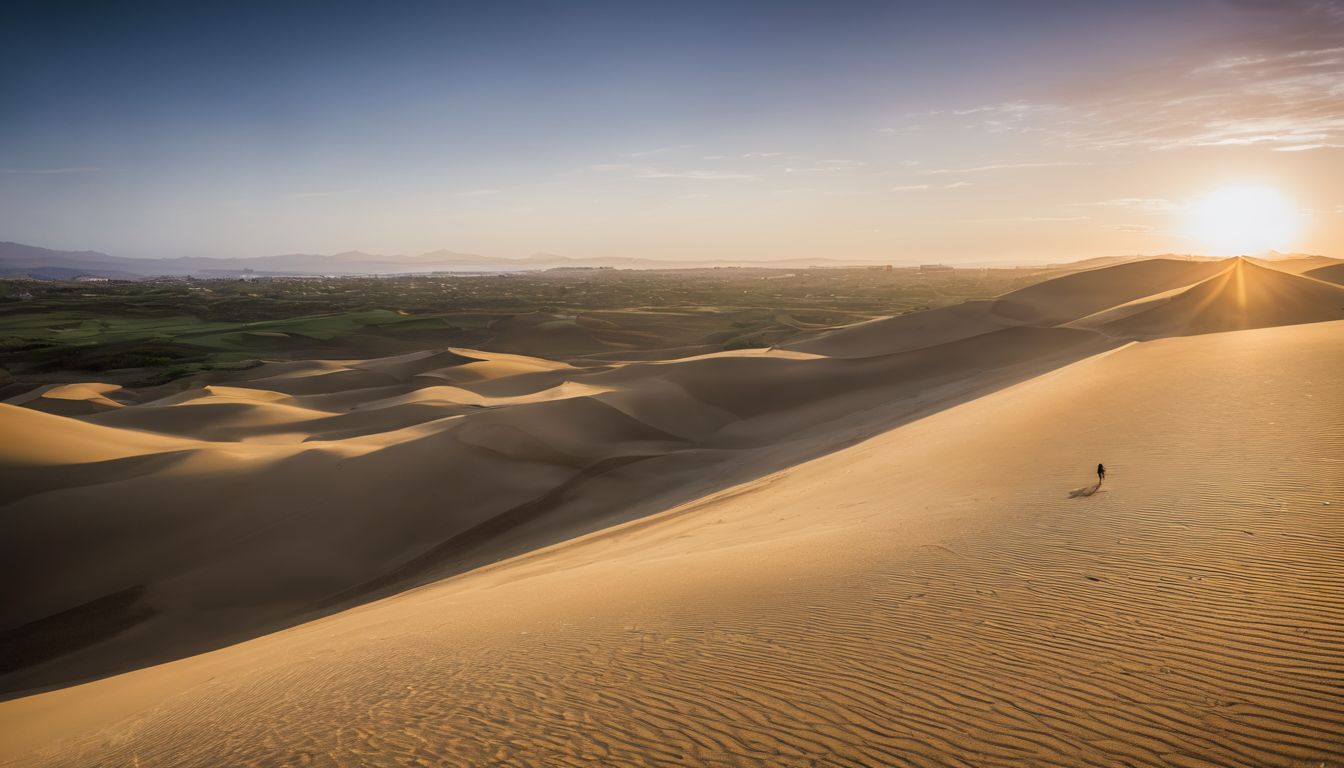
xmin=0 ymin=265 xmax=1061 ymax=388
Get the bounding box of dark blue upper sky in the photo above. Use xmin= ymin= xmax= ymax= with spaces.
xmin=2 ymin=0 xmax=1340 ymax=261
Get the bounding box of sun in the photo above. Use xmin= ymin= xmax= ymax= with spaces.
xmin=1183 ymin=185 xmax=1303 ymax=256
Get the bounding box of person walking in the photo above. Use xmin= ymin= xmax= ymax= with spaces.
xmin=1097 ymin=463 xmax=1106 ymax=483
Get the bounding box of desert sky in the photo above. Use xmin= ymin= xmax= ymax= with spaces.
xmin=2 ymin=0 xmax=1343 ymax=263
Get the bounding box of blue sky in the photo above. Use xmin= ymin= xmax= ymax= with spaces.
xmin=3 ymin=0 xmax=1342 ymax=262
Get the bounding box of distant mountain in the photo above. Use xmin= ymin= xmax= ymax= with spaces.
xmin=0 ymin=241 xmax=882 ymax=278
xmin=0 ymin=242 xmax=148 ymax=280
xmin=4 ymin=240 xmax=1333 ymax=280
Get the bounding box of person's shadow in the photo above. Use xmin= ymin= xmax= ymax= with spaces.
xmin=1069 ymin=481 xmax=1102 ymax=498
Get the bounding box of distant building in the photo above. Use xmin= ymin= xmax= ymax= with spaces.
xmin=75 ymin=275 xmax=109 ymax=282
xmin=919 ymin=264 xmax=954 ymax=273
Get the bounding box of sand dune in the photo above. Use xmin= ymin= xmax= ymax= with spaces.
xmin=2 ymin=257 xmax=1342 ymax=765
xmin=1098 ymin=257 xmax=1344 ymax=338
xmin=0 ymin=405 xmax=190 ymax=467
xmin=989 ymin=258 xmax=1227 ymax=325
xmin=2 ymin=318 xmax=1338 ymax=767
xmin=3 ymin=383 xmax=126 ymax=416
xmin=1248 ymin=253 xmax=1342 ymax=274
xmin=1306 ymin=261 xmax=1344 ymax=285
xmin=788 ymin=256 xmax=1333 ymax=360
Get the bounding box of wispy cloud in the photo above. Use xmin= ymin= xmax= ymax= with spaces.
xmin=1272 ymin=142 xmax=1344 ymax=151
xmin=1052 ymin=43 xmax=1344 ymax=152
xmin=923 ymin=161 xmax=1079 ymax=175
xmin=0 ymin=166 xmax=99 ymax=175
xmin=588 ymin=163 xmax=633 ymax=172
xmin=1103 ymin=223 xmax=1155 ymax=232
xmin=784 ymin=162 xmax=861 ymax=173
xmin=951 ymin=101 xmax=1064 ymax=134
xmin=892 ymin=181 xmax=974 ymax=191
xmin=627 ymin=144 xmax=694 ymax=158
xmin=635 ymin=168 xmax=754 ymax=180
xmin=1069 ymin=197 xmax=1177 ymax=212
xmin=951 ymin=100 xmax=1057 ymax=116
xmin=980 ymin=215 xmax=1091 ymax=223
xmin=883 ymin=101 xmax=1062 ymax=137
xmin=284 ymin=189 xmax=357 ymax=199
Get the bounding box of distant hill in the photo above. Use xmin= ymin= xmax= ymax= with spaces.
xmin=3 ymin=240 xmax=1338 ymax=280
xmin=0 ymin=241 xmax=876 ymax=279
xmin=0 ymin=242 xmax=147 ymax=280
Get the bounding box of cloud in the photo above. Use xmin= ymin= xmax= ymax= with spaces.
xmin=627 ymin=145 xmax=694 ymax=158
xmin=1272 ymin=142 xmax=1344 ymax=151
xmin=1103 ymin=223 xmax=1156 ymax=232
xmin=883 ymin=101 xmax=1063 ymax=137
xmin=922 ymin=161 xmax=1080 ymax=174
xmin=284 ymin=189 xmax=357 ymax=199
xmin=0 ymin=166 xmax=99 ymax=175
xmin=951 ymin=102 xmax=1063 ymax=134
xmin=1069 ymin=197 xmax=1177 ymax=212
xmin=635 ymin=168 xmax=755 ymax=180
xmin=588 ymin=163 xmax=633 ymax=172
xmin=742 ymin=152 xmax=784 ymax=158
xmin=1052 ymin=44 xmax=1344 ymax=152
xmin=455 ymin=189 xmax=500 ymax=197
xmin=951 ymin=100 xmax=1056 ymax=117
xmin=980 ymin=215 xmax=1091 ymax=223
xmin=892 ymin=182 xmax=974 ymax=190
xmin=784 ymin=164 xmax=859 ymax=173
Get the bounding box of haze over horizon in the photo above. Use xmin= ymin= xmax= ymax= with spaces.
xmin=3 ymin=0 xmax=1342 ymax=264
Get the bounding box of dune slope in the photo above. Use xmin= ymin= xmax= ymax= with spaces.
xmin=1 ymin=319 xmax=1339 ymax=767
